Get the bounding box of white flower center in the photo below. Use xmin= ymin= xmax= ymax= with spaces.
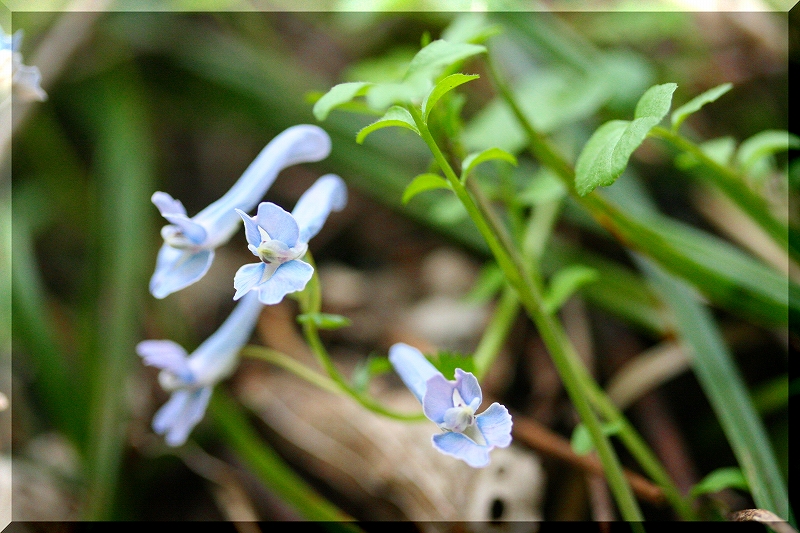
xmin=250 ymin=226 xmax=307 ymax=267
xmin=161 ymin=225 xmax=200 ymax=250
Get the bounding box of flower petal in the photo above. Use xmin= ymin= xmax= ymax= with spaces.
xmin=476 ymin=402 xmax=513 ymax=449
xmin=455 ymin=369 xmax=482 ymax=412
xmin=151 ymin=191 xmax=186 ymax=216
xmin=192 ymin=125 xmax=332 ymax=238
xmin=136 ymin=340 xmax=191 ymax=379
xmin=256 ymin=202 xmax=300 ymax=248
xmin=255 ymin=259 xmax=314 ymax=304
xmin=388 ymin=343 xmax=441 ymax=404
xmin=149 ymin=245 xmax=214 ymax=299
xmin=432 ymin=431 xmax=491 ymax=468
xmin=292 ymin=174 xmax=348 ymax=243
xmin=423 ymin=374 xmax=456 ymax=425
xmin=154 ymin=387 xmax=213 ymax=447
xmin=233 ymin=262 xmax=267 ymax=300
xmin=235 ymin=208 xmax=263 ymax=249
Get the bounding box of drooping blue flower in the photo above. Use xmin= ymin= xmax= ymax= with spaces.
xmin=233 ymin=173 xmax=347 ymax=305
xmin=136 ymin=291 xmax=263 ymax=446
xmin=149 ymin=124 xmax=332 ymax=299
xmin=2 ymin=30 xmax=47 ymax=102
xmin=388 ymin=343 xmax=512 ymax=468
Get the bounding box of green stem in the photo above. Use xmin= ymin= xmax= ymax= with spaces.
xmin=297 ymin=255 xmax=425 ymax=422
xmin=486 ymin=53 xmax=696 ymax=520
xmin=649 ymin=126 xmax=793 ymax=259
xmin=409 ymin=105 xmax=644 ymax=522
xmin=241 ymin=345 xmax=343 ymax=395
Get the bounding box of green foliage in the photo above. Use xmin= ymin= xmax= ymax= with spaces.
xmin=296 ymin=313 xmax=353 ymax=331
xmin=430 ymin=350 xmax=476 ymax=378
xmin=543 ymin=265 xmax=599 ymax=314
xmin=356 ymin=105 xmax=419 ymax=144
xmin=402 ymin=173 xmax=451 ymax=204
xmin=575 ymin=83 xmax=677 ymax=196
xmin=690 ymin=467 xmax=749 ymax=497
xmin=671 ymin=82 xmax=732 ymax=132
xmin=461 ymin=147 xmax=517 ymax=184
xmin=570 ymin=420 xmax=623 ymax=456
xmin=736 ymin=130 xmax=800 ymax=176
xmin=422 ymin=73 xmax=480 ymax=121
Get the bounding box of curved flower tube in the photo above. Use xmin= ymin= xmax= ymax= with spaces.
xmin=233 ymin=174 xmax=347 ymax=305
xmin=149 ymin=124 xmax=332 ymax=299
xmin=2 ymin=30 xmax=47 ymax=102
xmin=388 ymin=343 xmax=512 ymax=468
xmin=136 ymin=291 xmax=264 ymax=446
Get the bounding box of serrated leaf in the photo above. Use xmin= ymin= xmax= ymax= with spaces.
xmin=544 ymin=265 xmax=599 ymax=314
xmin=634 ymin=82 xmax=678 ymax=121
xmin=313 ymin=81 xmax=372 ymax=121
xmin=422 ymin=73 xmax=480 ymax=121
xmin=736 ymin=130 xmax=800 ymax=173
xmin=575 ymin=84 xmax=676 ymax=196
xmin=691 ymin=468 xmax=749 ymax=497
xmin=460 ymin=147 xmax=517 ymax=183
xmin=671 ymin=82 xmax=732 ymax=131
xmin=402 ymin=173 xmax=450 ymax=204
xmin=296 ymin=312 xmax=352 ymax=330
xmin=404 ymin=40 xmax=486 ymax=83
xmin=570 ymin=421 xmax=623 ymax=456
xmin=356 ymin=106 xmax=419 ymax=144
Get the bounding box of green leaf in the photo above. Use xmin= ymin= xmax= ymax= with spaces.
xmin=460 ymin=147 xmax=517 ymax=183
xmin=675 ymin=136 xmax=737 ymax=169
xmin=690 ymin=467 xmax=749 ymax=498
xmin=641 ymin=258 xmax=789 ymax=519
xmin=356 ymin=106 xmax=419 ymax=144
xmin=518 ymin=168 xmax=567 ymax=206
xmin=402 ymin=173 xmax=450 ymax=204
xmin=404 ymin=39 xmax=486 ymax=82
xmin=543 ymin=265 xmax=599 ymax=314
xmin=296 ymin=312 xmax=352 ymax=330
xmin=422 ymin=73 xmax=480 ymax=121
xmin=575 ymin=83 xmax=677 ymax=196
xmin=574 ymin=119 xmax=629 ymax=196
xmin=634 ymin=82 xmax=678 ymax=121
xmin=570 ymin=421 xmax=624 ymax=455
xmin=313 ymin=81 xmax=373 ymax=121
xmin=736 ymin=130 xmax=800 ymax=173
xmin=671 ymin=82 xmax=732 ymax=131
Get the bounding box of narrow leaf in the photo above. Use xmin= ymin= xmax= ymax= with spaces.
xmin=671 ymin=82 xmax=732 ymax=131
xmin=641 ymin=258 xmax=789 ymax=519
xmin=571 ymin=421 xmax=624 ymax=456
xmin=690 ymin=467 xmax=749 ymax=497
xmin=312 ymin=81 xmax=372 ymax=121
xmin=296 ymin=312 xmax=352 ymax=330
xmin=356 ymin=105 xmax=419 ymax=144
xmin=402 ymin=173 xmax=450 ymax=204
xmin=736 ymin=130 xmax=800 ymax=173
xmin=422 ymin=73 xmax=480 ymax=121
xmin=544 ymin=265 xmax=599 ymax=314
xmin=461 ymin=147 xmax=517 ymax=182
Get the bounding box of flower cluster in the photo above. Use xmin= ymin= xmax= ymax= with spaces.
xmin=388 ymin=343 xmax=513 ymax=467
xmin=139 ymin=125 xmax=346 ymax=445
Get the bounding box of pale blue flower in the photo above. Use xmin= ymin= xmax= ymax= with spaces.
xmin=149 ymin=124 xmax=332 ymax=299
xmin=2 ymin=30 xmax=47 ymax=102
xmin=136 ymin=291 xmax=263 ymax=446
xmin=233 ymin=174 xmax=347 ymax=305
xmin=388 ymin=343 xmax=512 ymax=468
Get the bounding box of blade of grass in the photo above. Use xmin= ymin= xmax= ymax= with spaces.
xmin=639 ymin=256 xmax=790 ymax=522
xmin=80 ymin=67 xmax=155 ymax=520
